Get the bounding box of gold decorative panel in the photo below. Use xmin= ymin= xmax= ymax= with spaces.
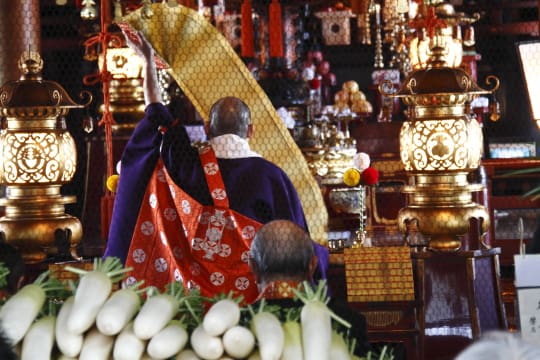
xmin=400 ymin=118 xmax=483 ymax=171
xmin=1 ymin=131 xmax=76 ymax=184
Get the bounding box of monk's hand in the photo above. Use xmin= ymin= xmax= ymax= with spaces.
xmin=122 ymin=29 xmax=154 ymax=64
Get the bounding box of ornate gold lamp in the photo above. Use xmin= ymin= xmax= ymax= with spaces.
xmin=0 ymin=51 xmax=91 ymax=263
xmin=381 ymin=43 xmax=499 ymax=251
xmin=96 ymin=37 xmax=146 ymax=134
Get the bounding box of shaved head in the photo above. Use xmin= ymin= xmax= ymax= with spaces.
xmin=250 ymin=220 xmax=315 ymax=284
xmin=208 ymin=96 xmax=251 ymax=138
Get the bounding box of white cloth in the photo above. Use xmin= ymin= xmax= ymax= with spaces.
xmin=210 ymin=134 xmax=262 ymax=159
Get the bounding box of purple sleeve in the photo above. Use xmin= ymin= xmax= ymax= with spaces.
xmin=103 ymin=103 xmax=173 ymax=263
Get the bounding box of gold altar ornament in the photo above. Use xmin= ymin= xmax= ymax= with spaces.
xmin=381 ymin=42 xmax=499 ymax=251
xmin=408 ymin=1 xmax=480 ymax=70
xmin=98 ymin=36 xmax=146 ymax=134
xmin=0 ymin=50 xmax=92 ymax=263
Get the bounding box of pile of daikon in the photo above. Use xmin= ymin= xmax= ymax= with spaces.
xmin=0 ymin=257 xmax=393 ymax=360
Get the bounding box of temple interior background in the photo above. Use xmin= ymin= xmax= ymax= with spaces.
xmin=1 ymin=1 xmax=540 ymax=359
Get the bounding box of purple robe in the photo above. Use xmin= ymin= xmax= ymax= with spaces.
xmin=104 ymin=103 xmax=328 ymax=277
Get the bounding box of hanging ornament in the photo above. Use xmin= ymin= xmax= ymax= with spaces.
xmin=82 ymin=111 xmax=95 ymax=134
xmin=241 ymin=0 xmax=255 ymax=58
xmin=489 ymin=94 xmax=501 ymax=122
xmin=80 ymin=0 xmax=98 ymax=21
xmin=268 ymin=0 xmax=284 ymax=58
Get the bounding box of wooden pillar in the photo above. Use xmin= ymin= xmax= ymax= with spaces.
xmin=0 ymin=0 xmax=41 ymax=85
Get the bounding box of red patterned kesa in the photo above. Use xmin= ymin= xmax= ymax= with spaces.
xmin=124 ymin=148 xmax=261 ymax=304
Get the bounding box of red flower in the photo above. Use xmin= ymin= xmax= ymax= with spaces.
xmin=308 ymin=78 xmax=321 ymax=90
xmin=360 ymin=167 xmax=379 ymax=186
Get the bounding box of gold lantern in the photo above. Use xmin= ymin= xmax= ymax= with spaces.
xmin=382 ymin=44 xmax=499 ymax=251
xmin=0 ymin=51 xmax=92 ymax=263
xmin=97 ymin=39 xmax=146 ymax=134
xmin=408 ymin=1 xmax=480 ymax=71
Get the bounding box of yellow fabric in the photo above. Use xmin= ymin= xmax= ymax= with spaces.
xmin=120 ymin=4 xmax=328 ymax=243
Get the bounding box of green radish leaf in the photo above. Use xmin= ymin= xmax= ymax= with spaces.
xmin=0 ymin=262 xmax=9 ymax=289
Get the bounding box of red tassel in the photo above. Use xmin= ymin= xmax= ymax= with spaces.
xmin=268 ymin=0 xmax=284 ymax=58
xmin=241 ymin=0 xmax=255 ymax=58
xmin=100 ymin=193 xmax=115 ymax=241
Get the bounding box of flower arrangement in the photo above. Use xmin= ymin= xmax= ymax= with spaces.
xmin=342 ymin=152 xmax=380 ymax=245
xmin=343 ymin=152 xmax=380 ymax=187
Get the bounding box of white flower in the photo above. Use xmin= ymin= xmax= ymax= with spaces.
xmin=276 ymin=107 xmax=296 ymax=129
xmin=302 ymin=66 xmax=315 ymax=81
xmin=354 ymin=152 xmax=371 ymax=171
xmin=116 ymin=160 xmax=122 ymax=175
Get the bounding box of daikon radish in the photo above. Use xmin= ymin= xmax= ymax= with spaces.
xmin=20 ymin=315 xmax=56 ymax=360
xmin=222 ymin=325 xmax=255 ymax=359
xmin=0 ymin=271 xmax=64 ymax=345
xmin=249 ymin=301 xmax=284 ymax=360
xmin=147 ymin=319 xmax=189 ymax=359
xmin=78 ymin=327 xmax=114 ymax=360
xmin=55 ymin=296 xmax=83 ymax=357
xmin=96 ymin=281 xmax=143 ymax=336
xmin=190 ymin=324 xmax=224 ymax=360
xmin=133 ymin=282 xmax=193 ymax=340
xmin=280 ymin=310 xmax=303 ymax=360
xmin=113 ymin=321 xmax=146 ymax=360
xmin=65 ymin=257 xmax=131 ymax=335
xmin=202 ymin=298 xmax=241 ymax=336
xmin=292 ymin=281 xmax=351 ymax=360
xmin=329 ymin=330 xmax=352 ymax=360
xmin=175 ymin=349 xmax=202 ymax=360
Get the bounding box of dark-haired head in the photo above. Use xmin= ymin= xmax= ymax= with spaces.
xmin=249 ymin=220 xmax=317 ymax=288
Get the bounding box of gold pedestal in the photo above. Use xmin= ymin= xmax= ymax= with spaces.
xmin=398 ymin=173 xmax=489 ymax=251
xmin=0 ymin=196 xmax=82 ymax=263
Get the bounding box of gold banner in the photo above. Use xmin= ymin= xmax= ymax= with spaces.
xmin=120 ymin=4 xmax=328 ymax=243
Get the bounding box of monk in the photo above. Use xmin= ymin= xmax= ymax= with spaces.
xmin=104 ymin=31 xmax=328 ymax=299
xmin=249 ymin=219 xmax=371 ymax=357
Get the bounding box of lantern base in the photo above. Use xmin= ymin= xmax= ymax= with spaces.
xmin=398 ymin=173 xmax=490 ymax=252
xmin=0 ymin=215 xmax=82 ymax=263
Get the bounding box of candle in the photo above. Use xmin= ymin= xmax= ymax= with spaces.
xmin=374 ymin=3 xmax=381 ymax=25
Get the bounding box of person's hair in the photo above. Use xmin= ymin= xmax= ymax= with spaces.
xmin=208 ymin=96 xmax=251 ymax=138
xmin=455 ymin=331 xmax=540 ymax=360
xmin=250 ymin=220 xmax=314 ymax=282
